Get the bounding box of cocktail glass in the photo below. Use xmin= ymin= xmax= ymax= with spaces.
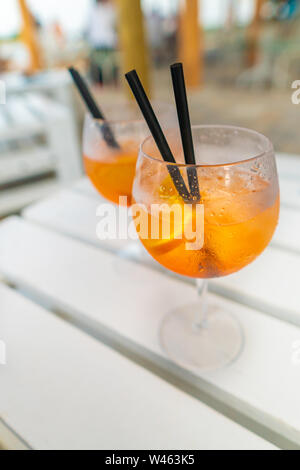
xmin=132 ymin=125 xmax=280 ymax=371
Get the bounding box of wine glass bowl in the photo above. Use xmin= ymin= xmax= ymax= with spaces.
xmin=133 ymin=125 xmax=279 ymax=279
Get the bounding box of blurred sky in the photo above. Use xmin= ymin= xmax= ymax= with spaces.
xmin=0 ymin=0 xmax=255 ymax=38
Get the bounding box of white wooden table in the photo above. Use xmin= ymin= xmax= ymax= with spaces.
xmin=0 ymin=153 xmax=299 ymax=450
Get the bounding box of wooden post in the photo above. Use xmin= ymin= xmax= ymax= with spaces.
xmin=18 ymin=0 xmax=43 ymax=73
xmin=179 ymin=0 xmax=203 ymax=88
xmin=116 ymin=0 xmax=151 ymax=97
xmin=246 ymin=0 xmax=266 ymax=67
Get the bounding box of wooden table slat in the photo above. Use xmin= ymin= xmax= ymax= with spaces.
xmin=0 ymin=282 xmax=274 ymax=450
xmin=0 ymin=217 xmax=298 ymax=447
xmin=23 ymin=189 xmax=130 ymax=252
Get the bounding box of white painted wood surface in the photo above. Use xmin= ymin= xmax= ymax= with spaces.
xmin=72 ymin=177 xmax=100 ymax=200
xmin=272 ymin=206 xmax=300 ymax=253
xmin=276 ymin=154 xmax=300 ymax=209
xmin=0 ymin=217 xmax=299 ymax=447
xmin=279 ymin=179 xmax=300 ymax=210
xmin=23 ymin=189 xmax=130 ymax=252
xmin=212 ymin=246 xmax=300 ymax=324
xmin=0 ymin=283 xmax=274 ymax=450
xmin=209 ymin=155 xmax=300 ymax=322
xmin=276 ymin=153 xmax=300 ymax=179
xmin=0 ymin=180 xmax=61 ymax=218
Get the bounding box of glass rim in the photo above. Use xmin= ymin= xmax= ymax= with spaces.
xmin=85 ymin=112 xmax=144 ymax=128
xmin=139 ymin=124 xmax=274 ymax=168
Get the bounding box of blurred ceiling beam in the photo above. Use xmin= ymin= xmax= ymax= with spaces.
xmin=18 ymin=0 xmax=43 ymax=73
xmin=116 ymin=0 xmax=151 ymax=98
xmin=179 ymin=0 xmax=203 ymax=88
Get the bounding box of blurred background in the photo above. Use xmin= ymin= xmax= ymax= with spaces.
xmin=0 ymin=0 xmax=299 ymax=218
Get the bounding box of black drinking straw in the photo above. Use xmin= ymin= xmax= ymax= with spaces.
xmin=68 ymin=67 xmax=119 ymax=149
xmin=125 ymin=69 xmax=192 ymax=203
xmin=170 ymin=63 xmax=200 ymax=201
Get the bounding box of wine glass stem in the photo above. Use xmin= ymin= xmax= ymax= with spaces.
xmin=194 ymin=279 xmax=209 ymax=330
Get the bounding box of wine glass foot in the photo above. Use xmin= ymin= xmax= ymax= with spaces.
xmin=159 ymin=303 xmax=244 ymax=372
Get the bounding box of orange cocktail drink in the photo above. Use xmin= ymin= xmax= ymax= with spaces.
xmin=84 ymin=141 xmax=138 ymax=206
xmin=135 ymin=171 xmax=279 ymax=278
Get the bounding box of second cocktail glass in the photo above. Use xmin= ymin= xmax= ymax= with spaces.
xmin=83 ymin=103 xmax=174 ymax=207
